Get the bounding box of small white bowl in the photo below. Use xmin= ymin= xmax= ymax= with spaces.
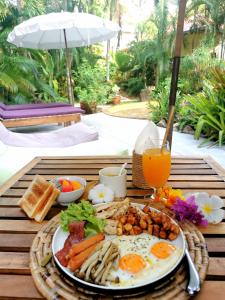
xmin=52 ymin=176 xmax=86 ymax=206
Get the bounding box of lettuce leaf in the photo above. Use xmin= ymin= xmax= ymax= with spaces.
xmin=60 ymin=200 xmax=105 ymax=236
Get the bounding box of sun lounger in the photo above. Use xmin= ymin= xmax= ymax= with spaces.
xmin=0 ymin=121 xmax=98 ymax=147
xmin=0 ymin=106 xmax=84 ymax=128
xmin=0 ymin=102 xmax=71 ymax=111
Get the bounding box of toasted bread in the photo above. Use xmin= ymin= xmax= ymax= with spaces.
xmin=18 ymin=175 xmax=60 ymax=222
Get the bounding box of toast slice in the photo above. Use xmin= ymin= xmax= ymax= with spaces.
xmin=34 ymin=185 xmax=60 ymax=222
xmin=18 ymin=175 xmax=60 ymax=222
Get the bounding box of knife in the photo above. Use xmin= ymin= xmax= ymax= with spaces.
xmin=185 ymin=244 xmax=201 ymax=295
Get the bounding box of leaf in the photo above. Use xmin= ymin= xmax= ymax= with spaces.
xmin=219 ymin=130 xmax=224 ymax=147
xmin=0 ymin=72 xmax=18 ymax=93
xmin=206 ymin=113 xmax=222 ymax=129
xmin=195 ymin=117 xmax=206 ymax=139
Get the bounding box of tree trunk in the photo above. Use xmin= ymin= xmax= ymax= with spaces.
xmin=17 ymin=0 xmax=23 ymax=11
xmin=63 ymin=29 xmax=74 ymax=105
xmin=106 ymin=0 xmax=115 ymax=82
xmin=63 ymin=0 xmax=68 ymax=11
xmin=106 ymin=40 xmax=110 ymax=81
xmin=220 ymin=16 xmax=225 ymax=60
xmin=116 ymin=4 xmax=122 ymax=49
xmin=65 ymin=49 xmax=75 ymax=105
xmin=17 ymin=0 xmax=23 ymax=23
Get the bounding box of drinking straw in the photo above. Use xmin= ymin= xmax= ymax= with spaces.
xmin=119 ymin=162 xmax=127 ymax=176
xmin=161 ymin=106 xmax=175 ymax=151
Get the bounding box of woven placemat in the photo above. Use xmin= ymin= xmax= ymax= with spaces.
xmin=30 ymin=214 xmax=209 ymax=300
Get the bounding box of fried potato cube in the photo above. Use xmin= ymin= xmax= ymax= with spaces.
xmin=130 ymin=228 xmax=135 ymax=235
xmin=140 ymin=218 xmax=147 ymax=229
xmin=117 ymin=227 xmax=123 ymax=236
xmin=120 ymin=216 xmax=127 ymax=224
xmin=170 ymin=224 xmax=180 ymax=235
xmin=127 ymin=214 xmax=135 ymax=225
xmin=147 ymin=224 xmax=153 ymax=235
xmin=147 ymin=217 xmax=152 ymax=225
xmin=159 ymin=230 xmax=167 ymax=239
xmin=134 ymin=215 xmax=140 ymax=225
xmin=153 ymin=224 xmax=160 ymax=237
xmin=168 ymin=232 xmax=178 ymax=241
xmin=163 ymin=221 xmax=171 ymax=231
xmin=124 ymin=223 xmax=132 ymax=232
xmin=133 ymin=226 xmax=142 ymax=235
xmin=142 ymin=215 xmax=149 ymax=221
xmin=150 ymin=212 xmax=162 ymax=224
xmin=128 ymin=207 xmax=137 ymax=214
xmin=143 ymin=205 xmax=150 ymax=214
xmin=162 ymin=215 xmax=171 ymax=230
xmin=117 ymin=222 xmax=123 ymax=229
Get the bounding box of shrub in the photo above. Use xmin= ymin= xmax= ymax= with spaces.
xmin=149 ymin=77 xmax=181 ymax=123
xmin=114 ymin=51 xmax=133 ymax=73
xmin=127 ymin=77 xmax=145 ymax=96
xmin=179 ymin=43 xmax=223 ymax=94
xmin=179 ymin=67 xmax=225 ymax=146
xmin=74 ymin=60 xmax=111 ymax=106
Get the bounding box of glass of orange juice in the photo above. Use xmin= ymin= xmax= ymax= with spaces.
xmin=142 ymin=139 xmax=171 ymax=197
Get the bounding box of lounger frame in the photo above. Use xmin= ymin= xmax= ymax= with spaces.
xmin=1 ymin=113 xmax=81 ymax=128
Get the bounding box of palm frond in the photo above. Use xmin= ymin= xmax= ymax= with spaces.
xmin=0 ymin=71 xmax=18 ymax=93
xmin=15 ymin=77 xmax=36 ymax=93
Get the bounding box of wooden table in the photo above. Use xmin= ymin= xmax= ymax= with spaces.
xmin=0 ymin=155 xmax=225 ymax=300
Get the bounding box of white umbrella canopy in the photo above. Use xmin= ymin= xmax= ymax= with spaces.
xmin=7 ymin=12 xmax=120 ymax=49
xmin=7 ymin=12 xmax=120 ymax=104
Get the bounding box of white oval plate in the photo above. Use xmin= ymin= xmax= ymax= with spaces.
xmin=52 ymin=204 xmax=186 ymax=292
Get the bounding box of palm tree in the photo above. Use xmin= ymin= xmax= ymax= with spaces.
xmin=151 ymin=0 xmax=176 ymax=85
xmin=104 ymin=0 xmax=118 ymax=81
xmin=0 ymin=1 xmax=61 ymax=103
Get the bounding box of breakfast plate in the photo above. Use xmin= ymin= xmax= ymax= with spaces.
xmin=52 ymin=204 xmax=186 ymax=294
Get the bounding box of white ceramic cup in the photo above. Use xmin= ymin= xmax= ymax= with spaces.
xmin=99 ymin=166 xmax=127 ymax=198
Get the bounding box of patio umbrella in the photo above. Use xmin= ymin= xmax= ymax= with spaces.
xmin=168 ymin=0 xmax=187 ymax=146
xmin=7 ymin=12 xmax=120 ymax=105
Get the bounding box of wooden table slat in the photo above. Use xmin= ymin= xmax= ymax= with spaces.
xmin=10 ymin=175 xmax=223 ymax=189
xmin=0 ymin=252 xmax=30 ymax=274
xmin=0 ymin=234 xmax=35 ymax=251
xmin=0 ymin=274 xmax=43 ymax=299
xmin=0 ymin=220 xmax=46 ymax=233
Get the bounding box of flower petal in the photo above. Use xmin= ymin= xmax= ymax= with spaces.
xmin=210 ymin=195 xmax=224 ymax=209
xmin=88 ymin=183 xmax=114 ymax=204
xmin=195 ymin=192 xmax=210 ymax=201
xmin=92 ymin=197 xmax=105 ymax=205
xmin=204 ymin=209 xmax=224 ymax=224
xmin=195 ymin=195 xmax=211 ymax=208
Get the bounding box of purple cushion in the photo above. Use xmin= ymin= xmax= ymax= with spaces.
xmin=1 ymin=106 xmax=84 ymax=119
xmin=0 ymin=102 xmax=72 ymax=111
xmin=0 ymin=103 xmax=5 ymax=110
xmin=0 ymin=108 xmax=4 ymax=118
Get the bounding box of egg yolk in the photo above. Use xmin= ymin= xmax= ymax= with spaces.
xmin=119 ymin=254 xmax=146 ymax=274
xmin=151 ymin=242 xmax=176 ymax=259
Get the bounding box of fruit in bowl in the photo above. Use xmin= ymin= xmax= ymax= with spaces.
xmin=52 ymin=176 xmax=86 ymax=206
xmin=59 ymin=179 xmax=83 ymax=193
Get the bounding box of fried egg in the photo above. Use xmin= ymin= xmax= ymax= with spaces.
xmin=107 ymin=234 xmax=182 ymax=287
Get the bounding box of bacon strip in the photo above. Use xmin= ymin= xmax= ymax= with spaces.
xmin=55 ymin=221 xmax=85 ymax=266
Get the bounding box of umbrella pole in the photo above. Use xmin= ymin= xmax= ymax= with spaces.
xmin=63 ymin=29 xmax=75 ymax=105
xmin=167 ymin=0 xmax=187 ymax=148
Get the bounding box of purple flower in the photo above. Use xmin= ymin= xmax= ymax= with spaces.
xmin=171 ymin=196 xmax=208 ymax=226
